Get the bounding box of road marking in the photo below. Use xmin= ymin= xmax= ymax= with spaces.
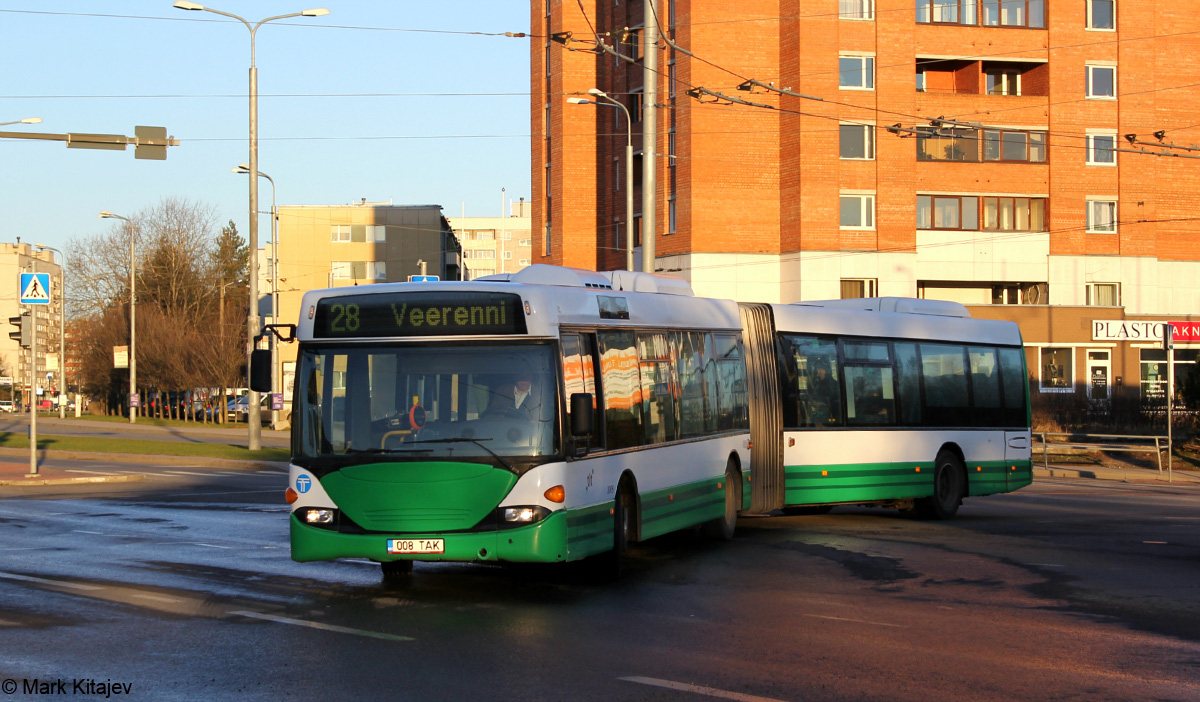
xmin=71 ymin=530 xmax=104 ymax=535
xmin=132 ymin=593 xmax=182 ymax=604
xmin=801 ymin=613 xmax=903 ymax=628
xmin=189 ymin=543 xmax=231 ymax=549
xmin=0 ymin=571 xmax=105 ymax=591
xmin=1025 ymin=563 xmax=1066 ymax=568
xmin=64 ymin=469 xmax=118 ymax=476
xmin=619 ymin=677 xmax=788 ymax=702
xmin=229 ymin=611 xmax=414 ymax=641
xmin=1143 ymin=541 xmax=1168 ymax=544
xmin=164 ymin=470 xmax=211 ymax=476
xmin=114 ymin=470 xmax=175 ymax=477
xmin=257 ymin=470 xmax=289 ymax=474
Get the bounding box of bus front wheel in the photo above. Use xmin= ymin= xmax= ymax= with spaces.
xmin=913 ymin=451 xmax=964 ymax=520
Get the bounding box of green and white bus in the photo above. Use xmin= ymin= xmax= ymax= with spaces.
xmin=273 ymin=265 xmax=750 ymax=577
xmin=738 ymin=298 xmax=1032 ymax=519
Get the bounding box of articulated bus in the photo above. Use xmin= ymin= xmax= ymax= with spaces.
xmin=262 ymin=265 xmax=1031 ymax=578
xmin=272 ymin=265 xmax=750 ymax=578
xmin=739 ymin=298 xmax=1032 ymax=518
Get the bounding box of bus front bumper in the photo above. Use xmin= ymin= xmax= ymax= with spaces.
xmin=290 ymin=509 xmax=575 ymax=564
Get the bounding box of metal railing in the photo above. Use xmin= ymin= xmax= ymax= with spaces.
xmin=1035 ymin=432 xmax=1173 ymax=482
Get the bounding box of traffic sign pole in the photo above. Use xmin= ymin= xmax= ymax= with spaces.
xmin=27 ymin=304 xmax=37 ymax=477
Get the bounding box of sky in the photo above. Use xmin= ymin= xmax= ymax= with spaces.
xmin=0 ymin=1 xmax=531 ymax=254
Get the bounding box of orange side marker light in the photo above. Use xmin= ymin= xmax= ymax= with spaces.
xmin=285 ymin=487 xmax=298 ymax=504
xmin=544 ymin=485 xmax=566 ymax=503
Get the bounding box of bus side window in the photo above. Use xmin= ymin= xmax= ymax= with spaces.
xmin=598 ymin=331 xmax=642 ymax=450
xmin=920 ymin=343 xmax=969 ymax=427
xmin=713 ymin=333 xmax=749 ymax=431
xmin=674 ymin=332 xmax=707 ymax=438
xmin=893 ymin=342 xmax=923 ymax=426
xmin=998 ymin=347 xmax=1028 ymax=427
xmin=638 ymin=332 xmax=677 ymax=445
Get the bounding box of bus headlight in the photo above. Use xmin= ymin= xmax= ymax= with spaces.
xmin=301 ymin=508 xmax=336 ymax=525
xmin=502 ymin=506 xmax=550 ymax=524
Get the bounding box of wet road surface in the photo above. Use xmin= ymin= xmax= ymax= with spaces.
xmin=1 ymin=471 xmax=1198 ymax=701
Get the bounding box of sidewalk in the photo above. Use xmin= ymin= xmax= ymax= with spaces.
xmin=1033 ymin=461 xmax=1200 ymax=484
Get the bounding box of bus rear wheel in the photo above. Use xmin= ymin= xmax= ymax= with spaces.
xmin=702 ymin=462 xmax=740 ymax=540
xmin=381 ymin=559 xmax=413 ymax=579
xmin=913 ymin=451 xmax=964 ymax=520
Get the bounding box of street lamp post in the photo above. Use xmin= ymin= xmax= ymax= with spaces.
xmin=233 ymin=164 xmax=280 ymax=429
xmin=98 ymin=211 xmax=136 ymax=424
xmin=34 ymin=244 xmax=67 ymax=419
xmin=568 ymin=89 xmax=634 ymax=271
xmin=174 ymin=1 xmax=329 ymax=450
xmin=0 ymin=118 xmax=41 ymax=127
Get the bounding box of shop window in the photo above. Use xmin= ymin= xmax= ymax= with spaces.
xmin=1040 ymin=347 xmax=1074 ymax=392
xmin=1086 ymin=283 xmax=1120 ymax=307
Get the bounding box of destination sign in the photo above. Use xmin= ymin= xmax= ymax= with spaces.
xmin=313 ymin=291 xmax=526 ymax=338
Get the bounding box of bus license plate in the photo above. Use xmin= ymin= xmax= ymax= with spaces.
xmin=387 ymin=538 xmax=444 ymax=554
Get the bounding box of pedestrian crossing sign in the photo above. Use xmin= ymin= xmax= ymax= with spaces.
xmin=19 ymin=273 xmax=51 ymax=305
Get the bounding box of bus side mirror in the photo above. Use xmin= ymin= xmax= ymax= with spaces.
xmin=570 ymin=393 xmax=594 ymax=437
xmin=249 ymin=348 xmax=272 ymax=393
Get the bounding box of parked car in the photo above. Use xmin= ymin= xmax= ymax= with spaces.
xmin=230 ymin=395 xmax=271 ymax=423
xmin=0 ymin=401 xmax=13 ymax=412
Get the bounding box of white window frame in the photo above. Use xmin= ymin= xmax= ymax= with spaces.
xmin=839 ymin=191 xmax=876 ymax=230
xmin=519 ymin=258 xmax=531 ymax=266
xmin=1086 ymin=198 xmax=1117 ymax=233
xmin=503 ymin=251 xmax=513 ymax=260
xmin=839 ymin=123 xmax=876 ymax=160
xmin=372 ymin=261 xmax=387 ymax=281
xmin=1086 ymin=64 xmax=1117 ymax=100
xmin=840 ymin=278 xmax=878 ymax=298
xmin=1039 ymin=347 xmax=1075 ymax=393
xmin=839 ymin=0 xmax=874 ymax=21
xmin=367 ymin=225 xmax=386 ymax=243
xmin=1086 ymin=131 xmax=1117 ymax=166
xmin=330 ymin=261 xmax=351 ymax=279
xmin=1086 ymin=0 xmax=1116 ymax=31
xmin=330 ymin=225 xmax=351 ymax=243
xmin=839 ymin=54 xmax=875 ymax=90
xmin=1086 ymin=282 xmax=1121 ymax=307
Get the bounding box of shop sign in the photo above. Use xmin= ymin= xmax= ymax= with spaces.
xmin=1091 ymin=320 xmax=1168 ymax=341
xmin=1169 ymin=322 xmax=1200 ymax=342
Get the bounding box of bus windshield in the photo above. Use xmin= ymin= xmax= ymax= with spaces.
xmin=294 ymin=343 xmax=559 ymax=468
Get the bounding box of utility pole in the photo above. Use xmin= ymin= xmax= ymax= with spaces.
xmin=641 ymin=0 xmax=658 ymax=273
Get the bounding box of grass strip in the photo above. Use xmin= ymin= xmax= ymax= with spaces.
xmin=0 ymin=432 xmax=290 ymax=462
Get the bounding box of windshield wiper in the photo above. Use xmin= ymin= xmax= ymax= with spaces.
xmin=406 ymin=437 xmax=516 ymax=474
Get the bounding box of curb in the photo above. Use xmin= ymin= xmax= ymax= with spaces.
xmin=0 ymin=473 xmax=149 ymax=487
xmin=1033 ymin=466 xmax=1200 ymax=483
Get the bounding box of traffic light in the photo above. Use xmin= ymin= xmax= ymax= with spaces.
xmin=8 ymin=314 xmax=30 ymax=349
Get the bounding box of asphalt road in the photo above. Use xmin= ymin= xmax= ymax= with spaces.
xmin=0 ymin=467 xmax=1198 ymax=701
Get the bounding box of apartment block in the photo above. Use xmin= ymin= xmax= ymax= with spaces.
xmin=534 ymin=0 xmax=1200 ymax=401
xmin=0 ymin=243 xmax=64 ymax=402
xmin=448 ymin=199 xmax=534 ymax=280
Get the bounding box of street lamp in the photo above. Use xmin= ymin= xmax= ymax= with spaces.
xmin=0 ymin=118 xmax=41 ymax=127
xmin=98 ymin=211 xmax=136 ymax=424
xmin=232 ymin=163 xmax=280 ymax=429
xmin=174 ymin=1 xmax=329 ymax=450
xmin=568 ymin=89 xmax=634 ymax=271
xmin=33 ymin=244 xmax=67 ymax=419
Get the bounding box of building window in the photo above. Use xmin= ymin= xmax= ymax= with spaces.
xmin=503 ymin=251 xmax=513 ymax=260
xmin=982 ymin=197 xmax=1046 ymax=231
xmin=916 ymin=195 xmax=979 ymax=230
xmin=839 ymin=193 xmax=875 ymax=229
xmin=839 ymin=55 xmax=875 ymax=90
xmin=840 ymin=278 xmax=877 ymax=298
xmin=614 ymin=221 xmax=623 ymax=253
xmin=1086 ymin=283 xmax=1120 ymax=306
xmin=668 ymin=197 xmax=677 ymax=234
xmin=1087 ymin=133 xmax=1117 ymax=165
xmin=985 ymin=69 xmax=1021 ymax=96
xmin=614 ymin=157 xmax=620 ymax=191
xmin=916 ymin=0 xmax=1043 ymax=28
xmin=330 ymin=225 xmax=351 ymax=242
xmin=918 ymin=127 xmax=977 ymax=161
xmin=1040 ymin=347 xmax=1074 ymax=392
xmin=475 ymin=230 xmax=495 ymax=241
xmin=631 ymin=89 xmax=644 ymax=123
xmin=367 ymin=225 xmax=386 ymax=242
xmin=983 ymin=130 xmax=1047 ymax=162
xmin=519 ymin=238 xmax=531 ymax=246
xmin=372 ymin=262 xmax=386 ymax=280
xmin=544 ymin=222 xmax=552 ymax=256
xmin=839 ymin=124 xmax=875 ymax=160
xmin=1087 ymin=0 xmax=1115 ymax=30
xmin=1087 ymin=199 xmax=1117 ymax=233
xmin=633 ymin=214 xmax=643 ymax=248
xmin=519 ymin=258 xmax=531 ymax=266
xmin=1086 ymin=65 xmax=1116 ymax=99
xmin=840 ymin=0 xmax=873 ymax=20
xmin=330 ymin=261 xmax=351 ymax=279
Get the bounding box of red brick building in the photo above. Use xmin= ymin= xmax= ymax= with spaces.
xmin=532 ymin=1 xmax=1200 ymax=400
xmin=533 ymin=0 xmax=1200 ymax=308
